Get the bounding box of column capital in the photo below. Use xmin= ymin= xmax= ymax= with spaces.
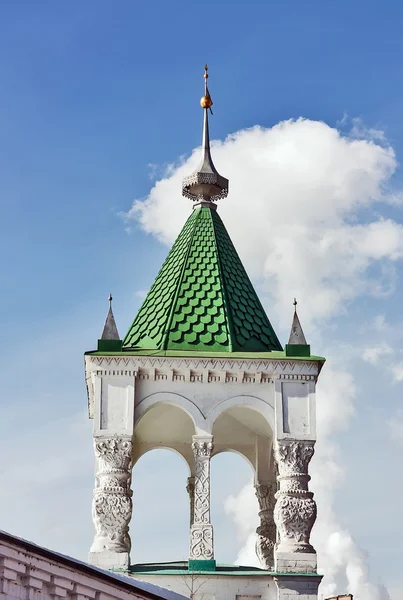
xmin=191 ymin=435 xmax=214 ymax=458
xmin=274 ymin=439 xmax=315 ymax=477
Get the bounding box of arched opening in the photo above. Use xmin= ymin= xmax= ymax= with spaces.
xmin=211 ymin=405 xmax=274 ymax=567
xmin=212 ymin=404 xmax=273 ymax=473
xmin=134 ymin=402 xmax=196 ymax=469
xmin=130 ymin=448 xmax=191 ymax=564
xmin=130 ymin=403 xmax=196 ymax=564
xmin=211 ymin=451 xmax=259 ymax=565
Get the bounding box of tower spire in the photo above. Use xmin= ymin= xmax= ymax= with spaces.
xmin=288 ymin=298 xmax=307 ymax=345
xmin=182 ymin=65 xmax=229 ymax=205
xmin=101 ymin=294 xmax=120 ymax=341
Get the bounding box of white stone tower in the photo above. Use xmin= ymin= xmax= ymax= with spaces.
xmin=85 ymin=66 xmax=325 ymax=600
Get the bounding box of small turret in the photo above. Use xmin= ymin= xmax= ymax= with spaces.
xmin=97 ymin=295 xmax=122 ymax=351
xmin=285 ymin=299 xmax=311 ymax=357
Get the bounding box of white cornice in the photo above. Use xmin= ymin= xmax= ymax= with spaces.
xmin=85 ymin=355 xmax=319 ymax=378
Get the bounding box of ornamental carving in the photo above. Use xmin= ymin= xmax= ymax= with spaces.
xmin=94 ymin=438 xmax=132 ymax=471
xmin=189 ymin=437 xmax=214 ymax=560
xmin=274 ymin=441 xmax=314 ymax=479
xmin=274 ymin=440 xmax=317 ymax=554
xmin=192 ymin=439 xmax=214 ymax=458
xmin=190 ymin=524 xmax=214 ymax=560
xmin=255 ymin=482 xmax=276 ymax=569
xmin=87 ymin=355 xmax=319 ymax=376
xmin=90 ymin=436 xmax=133 ymax=554
xmin=192 ymin=439 xmax=213 ymax=525
xmin=274 ymin=495 xmax=316 ymax=551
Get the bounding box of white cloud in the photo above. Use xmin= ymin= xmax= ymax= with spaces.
xmin=391 ymin=363 xmax=403 ymax=382
xmin=224 ymin=482 xmax=260 ymax=568
xmin=362 ymin=347 xmax=403 ymax=382
xmin=223 ymin=363 xmax=390 ymax=600
xmin=387 ymin=586 xmax=403 ymax=600
xmin=127 ymin=117 xmax=401 ymax=598
xmin=387 ymin=409 xmax=403 ymax=445
xmin=126 ymin=118 xmax=400 ymax=329
xmin=363 ymin=342 xmax=393 ymax=365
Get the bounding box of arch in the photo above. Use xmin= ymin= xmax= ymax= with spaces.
xmin=134 ymin=400 xmax=196 ymax=476
xmin=132 ymin=445 xmax=192 ymax=475
xmin=135 ymin=391 xmax=206 ymax=431
xmin=212 ymin=447 xmax=256 ymax=473
xmin=131 ymin=448 xmax=191 ymax=563
xmin=210 ymin=450 xmax=258 ymax=564
xmin=207 ymin=394 xmax=274 ymax=433
xmin=211 ymin=403 xmax=274 ymax=483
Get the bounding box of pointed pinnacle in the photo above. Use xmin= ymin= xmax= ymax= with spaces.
xmin=288 ymin=301 xmax=307 ymax=345
xmin=101 ymin=295 xmax=120 ymax=340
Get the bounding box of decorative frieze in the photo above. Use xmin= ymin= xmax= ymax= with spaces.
xmin=88 ymin=355 xmax=319 ymax=377
xmin=255 ymin=482 xmax=277 ymax=569
xmin=189 ymin=437 xmax=214 ymax=560
xmin=95 ymin=366 xmax=275 ymax=384
xmin=277 ymin=374 xmax=316 ymax=381
xmin=273 ymin=440 xmax=317 ymax=554
xmin=90 ymin=436 xmax=133 ymax=554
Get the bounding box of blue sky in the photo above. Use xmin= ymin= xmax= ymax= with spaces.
xmin=1 ymin=2 xmax=403 ymax=599
xmin=2 ymin=0 xmax=403 ymax=333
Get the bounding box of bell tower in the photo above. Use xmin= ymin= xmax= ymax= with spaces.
xmin=84 ymin=66 xmax=325 ymax=600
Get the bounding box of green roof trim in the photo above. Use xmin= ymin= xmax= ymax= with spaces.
xmin=85 ymin=348 xmax=325 ymax=362
xmin=285 ymin=343 xmax=311 ymax=357
xmin=128 ymin=561 xmax=321 ymax=578
xmin=123 ymin=207 xmax=282 ymax=353
xmin=97 ymin=339 xmax=123 ymax=352
xmin=188 ymin=559 xmax=216 ymax=572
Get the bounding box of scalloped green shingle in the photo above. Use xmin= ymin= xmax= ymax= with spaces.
xmin=122 ymin=207 xmax=282 ymax=352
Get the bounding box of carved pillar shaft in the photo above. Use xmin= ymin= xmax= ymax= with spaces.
xmin=187 ymin=476 xmax=195 ymax=526
xmin=189 ymin=436 xmax=214 ymax=561
xmin=255 ymin=482 xmax=276 ymax=569
xmin=90 ymin=436 xmax=133 ymax=556
xmin=274 ymin=440 xmax=317 ymax=554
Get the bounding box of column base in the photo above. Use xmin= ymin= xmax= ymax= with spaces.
xmin=88 ymin=551 xmax=130 ymax=571
xmin=275 ymin=551 xmax=317 ymax=574
xmin=189 ymin=523 xmax=214 ymax=561
xmin=274 ymin=574 xmax=322 ymax=600
xmin=188 ymin=559 xmax=216 ymax=572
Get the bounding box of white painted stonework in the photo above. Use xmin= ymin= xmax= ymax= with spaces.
xmin=134 ymin=572 xmax=322 ymax=600
xmin=135 ymin=571 xmax=278 ymax=600
xmin=85 ymin=354 xmax=323 ymax=600
xmin=0 ymin=530 xmax=188 ymax=600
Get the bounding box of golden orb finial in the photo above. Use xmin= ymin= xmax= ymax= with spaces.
xmin=200 ymin=64 xmax=213 ymax=110
xmin=200 ymin=95 xmax=213 ymax=109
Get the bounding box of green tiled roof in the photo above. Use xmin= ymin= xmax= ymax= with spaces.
xmin=123 ymin=206 xmax=282 ymax=353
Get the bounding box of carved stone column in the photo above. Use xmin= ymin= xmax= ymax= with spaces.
xmin=89 ymin=436 xmax=133 ymax=568
xmin=189 ymin=436 xmax=214 ymax=563
xmin=187 ymin=476 xmax=195 ymax=526
xmin=274 ymin=440 xmax=317 ymax=557
xmin=255 ymin=482 xmax=276 ymax=569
